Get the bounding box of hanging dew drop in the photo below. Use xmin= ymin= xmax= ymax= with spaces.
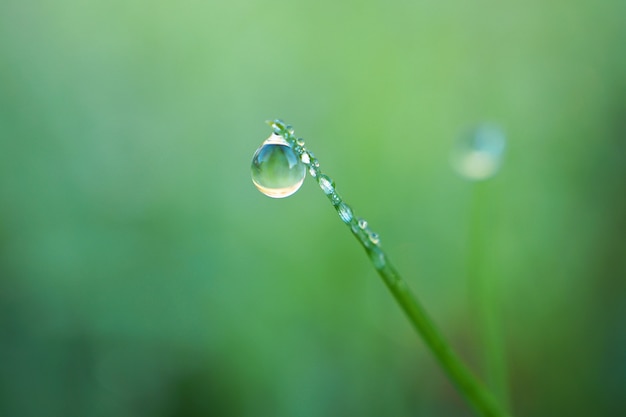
xmin=251 ymin=134 xmax=306 ymax=198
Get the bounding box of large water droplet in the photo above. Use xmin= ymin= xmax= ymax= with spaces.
xmin=452 ymin=124 xmax=506 ymax=181
xmin=251 ymin=134 xmax=306 ymax=198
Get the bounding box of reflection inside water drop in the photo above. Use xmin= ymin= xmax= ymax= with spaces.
xmin=251 ymin=134 xmax=306 ymax=198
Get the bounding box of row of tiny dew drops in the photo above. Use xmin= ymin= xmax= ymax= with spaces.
xmin=251 ymin=119 xmax=383 ymax=257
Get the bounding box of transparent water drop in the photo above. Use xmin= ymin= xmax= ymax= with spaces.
xmin=251 ymin=134 xmax=306 ymax=198
xmin=358 ymin=218 xmax=368 ymax=229
xmin=319 ymin=175 xmax=335 ymax=195
xmin=337 ymin=203 xmax=353 ymax=223
xmin=269 ymin=119 xmax=286 ymax=134
xmin=369 ymin=247 xmax=386 ymax=269
xmin=452 ymin=124 xmax=507 ymax=181
xmin=301 ymin=152 xmax=311 ymax=164
xmin=368 ymin=232 xmax=380 ymax=245
xmin=308 ymin=152 xmax=320 ymax=168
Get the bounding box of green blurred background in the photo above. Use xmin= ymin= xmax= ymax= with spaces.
xmin=1 ymin=0 xmax=625 ymax=416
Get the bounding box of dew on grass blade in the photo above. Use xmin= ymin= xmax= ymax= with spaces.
xmin=337 ymin=203 xmax=353 ymax=223
xmin=318 ymin=175 xmax=335 ymax=195
xmin=251 ymin=134 xmax=306 ymax=198
xmin=452 ymin=124 xmax=506 ymax=181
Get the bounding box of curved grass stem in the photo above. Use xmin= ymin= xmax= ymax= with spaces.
xmin=265 ymin=119 xmax=511 ymax=417
xmin=370 ymin=245 xmax=508 ymax=417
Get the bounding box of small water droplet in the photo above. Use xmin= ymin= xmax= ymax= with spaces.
xmin=330 ymin=193 xmax=341 ymax=206
xmin=251 ymin=134 xmax=306 ymax=198
xmin=369 ymin=247 xmax=386 ymax=269
xmin=337 ymin=203 xmax=353 ymax=223
xmin=319 ymin=175 xmax=334 ymax=195
xmin=308 ymin=152 xmax=320 ymax=168
xmin=309 ymin=166 xmax=318 ymax=177
xmin=301 ymin=152 xmax=311 ymax=164
xmin=369 ymin=232 xmax=380 ymax=245
xmin=358 ymin=218 xmax=368 ymax=229
xmin=452 ymin=124 xmax=506 ymax=181
xmin=296 ymin=138 xmax=305 ymax=146
xmin=269 ymin=120 xmax=287 ymax=135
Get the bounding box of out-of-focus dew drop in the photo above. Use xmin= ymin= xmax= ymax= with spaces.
xmin=452 ymin=125 xmax=507 ymax=181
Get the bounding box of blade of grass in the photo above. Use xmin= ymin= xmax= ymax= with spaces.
xmin=264 ymin=119 xmax=511 ymax=417
xmin=468 ymin=183 xmax=510 ymax=409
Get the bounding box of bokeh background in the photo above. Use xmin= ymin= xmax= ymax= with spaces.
xmin=1 ymin=0 xmax=625 ymax=416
